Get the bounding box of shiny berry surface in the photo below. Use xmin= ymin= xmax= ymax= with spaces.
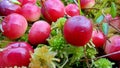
xmin=2 ymin=13 xmax=28 ymax=40
xmin=0 ymin=0 xmax=21 ymax=16
xmin=105 ymin=35 xmax=120 ymax=61
xmin=18 ymin=3 xmax=41 ymax=22
xmin=28 ymin=21 xmax=51 ymax=45
xmin=92 ymin=30 xmax=106 ymax=47
xmin=65 ymin=4 xmax=80 ymax=17
xmin=63 ymin=15 xmax=93 ymax=46
xmin=0 ymin=42 xmax=33 ymax=67
xmin=41 ymin=0 xmax=65 ymax=23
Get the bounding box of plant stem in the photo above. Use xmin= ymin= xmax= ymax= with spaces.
xmin=80 ymin=50 xmax=120 ymax=62
xmin=103 ymin=13 xmax=120 ymax=33
xmin=94 ymin=0 xmax=109 ymax=20
xmin=96 ymin=50 xmax=120 ymax=59
xmin=84 ymin=46 xmax=90 ymax=68
xmin=109 ymin=23 xmax=120 ymax=33
xmin=77 ymin=0 xmax=81 ymax=14
xmin=77 ymin=0 xmax=83 ymax=15
xmin=73 ymin=0 xmax=78 ymax=5
xmin=59 ymin=52 xmax=68 ymax=68
xmin=84 ymin=8 xmax=99 ymax=10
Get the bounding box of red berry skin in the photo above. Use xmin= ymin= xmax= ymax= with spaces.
xmin=41 ymin=0 xmax=65 ymax=23
xmin=0 ymin=42 xmax=33 ymax=67
xmin=80 ymin=0 xmax=95 ymax=9
xmin=28 ymin=21 xmax=51 ymax=45
xmin=92 ymin=30 xmax=106 ymax=47
xmin=2 ymin=13 xmax=28 ymax=40
xmin=63 ymin=15 xmax=93 ymax=46
xmin=105 ymin=35 xmax=120 ymax=61
xmin=18 ymin=0 xmax=36 ymax=6
xmin=65 ymin=4 xmax=80 ymax=17
xmin=18 ymin=3 xmax=41 ymax=22
xmin=0 ymin=0 xmax=21 ymax=16
xmin=0 ymin=52 xmax=5 ymax=67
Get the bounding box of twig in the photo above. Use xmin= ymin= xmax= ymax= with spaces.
xmin=84 ymin=46 xmax=90 ymax=68
xmin=73 ymin=0 xmax=78 ymax=5
xmin=102 ymin=11 xmax=120 ymax=33
xmin=109 ymin=23 xmax=120 ymax=33
xmin=80 ymin=50 xmax=120 ymax=62
xmin=59 ymin=52 xmax=68 ymax=68
xmin=96 ymin=50 xmax=120 ymax=60
xmin=84 ymin=8 xmax=100 ymax=10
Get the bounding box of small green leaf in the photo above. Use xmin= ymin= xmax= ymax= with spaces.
xmin=55 ymin=17 xmax=67 ymax=29
xmin=102 ymin=23 xmax=109 ymax=35
xmin=69 ymin=46 xmax=84 ymax=64
xmin=95 ymin=15 xmax=104 ymax=24
xmin=51 ymin=17 xmax=66 ymax=36
xmin=0 ymin=40 xmax=11 ymax=48
xmin=86 ymin=45 xmax=97 ymax=58
xmin=36 ymin=0 xmax=41 ymax=6
xmin=110 ymin=2 xmax=117 ymax=18
xmin=94 ymin=58 xmax=114 ymax=68
xmin=19 ymin=34 xmax=28 ymax=42
xmin=51 ymin=17 xmax=66 ymax=29
xmin=48 ymin=33 xmax=66 ymax=50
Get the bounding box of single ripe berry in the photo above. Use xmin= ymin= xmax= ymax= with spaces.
xmin=78 ymin=0 xmax=95 ymax=9
xmin=65 ymin=4 xmax=80 ymax=17
xmin=0 ymin=0 xmax=21 ymax=16
xmin=18 ymin=3 xmax=41 ymax=22
xmin=2 ymin=13 xmax=28 ymax=40
xmin=92 ymin=30 xmax=106 ymax=47
xmin=105 ymin=35 xmax=120 ymax=61
xmin=0 ymin=42 xmax=33 ymax=67
xmin=41 ymin=0 xmax=65 ymax=23
xmin=28 ymin=20 xmax=51 ymax=45
xmin=63 ymin=15 xmax=93 ymax=46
